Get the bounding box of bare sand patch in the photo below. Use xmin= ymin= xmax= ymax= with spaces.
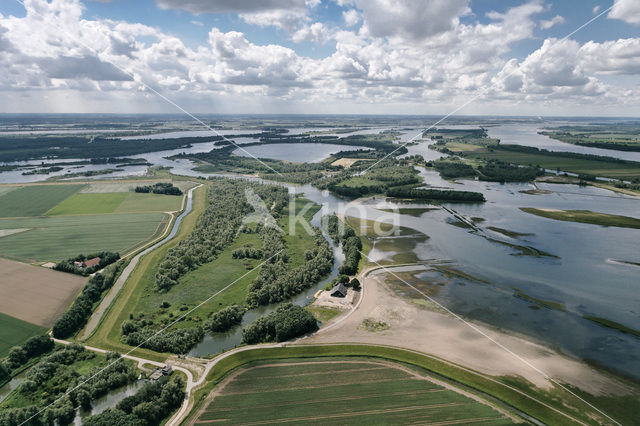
xmin=312 ymin=288 xmax=357 ymax=310
xmin=331 ymin=158 xmax=362 ymax=168
xmin=305 ymin=271 xmax=630 ymax=396
xmin=0 ymin=258 xmax=86 ymax=327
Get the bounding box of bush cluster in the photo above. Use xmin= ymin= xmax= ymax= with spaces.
xmin=242 ymin=303 xmax=318 ymax=344
xmin=120 ymin=321 xmax=203 ymax=354
xmin=245 ymin=228 xmax=333 ymax=307
xmin=83 ymin=376 xmax=185 ymax=426
xmin=134 ymin=182 xmax=182 ymax=195
xmin=205 ymin=305 xmax=245 ymax=333
xmin=53 ymin=251 xmax=120 ymax=276
xmin=0 ymin=346 xmax=136 ymax=426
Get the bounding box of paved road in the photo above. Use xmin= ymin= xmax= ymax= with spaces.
xmin=80 ymin=184 xmax=201 ymax=340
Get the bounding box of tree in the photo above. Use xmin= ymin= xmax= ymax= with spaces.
xmin=350 ymin=278 xmax=361 ymax=290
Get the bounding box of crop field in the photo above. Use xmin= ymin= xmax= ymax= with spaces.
xmin=0 ymin=312 xmax=46 ymax=358
xmin=0 ymin=184 xmax=84 ymax=217
xmin=0 ymin=258 xmax=86 ymax=327
xmin=46 ymin=192 xmax=129 ymax=215
xmin=192 ymin=360 xmax=514 ymax=425
xmin=0 ymin=212 xmax=168 ymax=261
xmin=46 ymin=192 xmax=181 ymax=215
xmin=115 ymin=192 xmax=182 ymax=213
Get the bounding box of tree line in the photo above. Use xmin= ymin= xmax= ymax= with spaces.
xmin=245 ymin=227 xmax=333 ymax=307
xmin=386 ymin=187 xmax=485 ymax=202
xmin=1 ymin=335 xmax=53 ymax=381
xmin=52 ymin=261 xmax=124 ymax=339
xmin=325 ymin=214 xmax=362 ymax=276
xmin=0 ymin=135 xmax=225 ymax=162
xmin=135 ymin=182 xmax=182 ymax=196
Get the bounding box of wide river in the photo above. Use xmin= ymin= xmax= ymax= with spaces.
xmin=1 ymin=122 xmax=638 ymax=380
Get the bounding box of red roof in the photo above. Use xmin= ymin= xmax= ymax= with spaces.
xmin=84 ymin=257 xmax=101 ymax=268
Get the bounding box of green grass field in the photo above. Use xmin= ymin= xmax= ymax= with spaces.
xmin=115 ymin=192 xmax=182 ymax=213
xmin=136 ymin=231 xmax=263 ymax=322
xmin=0 ymin=184 xmax=84 ymax=217
xmin=464 ymin=148 xmax=640 ymax=179
xmin=46 ymin=192 xmax=129 ymax=215
xmin=0 ymin=313 xmax=46 ymax=358
xmin=521 ymin=208 xmax=640 ymax=229
xmin=0 ymin=213 xmax=168 ymax=261
xmin=196 ymin=359 xmax=514 ymax=425
xmin=45 ymin=192 xmax=182 ymax=215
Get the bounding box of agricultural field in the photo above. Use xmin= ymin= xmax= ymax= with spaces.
xmin=46 ymin=191 xmax=182 ymax=215
xmin=46 ymin=192 xmax=129 ymax=215
xmin=0 ymin=180 xmax=190 ymax=262
xmin=0 ymin=184 xmax=84 ymax=217
xmin=0 ymin=313 xmax=46 ymax=358
xmin=0 ymin=213 xmax=169 ymax=262
xmin=191 ymin=359 xmax=515 ymax=425
xmin=0 ymin=258 xmax=86 ymax=327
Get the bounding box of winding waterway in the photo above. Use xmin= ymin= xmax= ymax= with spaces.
xmin=1 ymin=122 xmax=639 ymax=380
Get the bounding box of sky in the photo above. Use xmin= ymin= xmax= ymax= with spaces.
xmin=0 ymin=0 xmax=639 ymax=116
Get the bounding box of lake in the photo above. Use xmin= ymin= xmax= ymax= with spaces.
xmin=232 ymin=143 xmax=372 ymax=163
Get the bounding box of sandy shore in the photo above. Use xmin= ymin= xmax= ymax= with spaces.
xmin=305 ymin=269 xmax=630 ymax=396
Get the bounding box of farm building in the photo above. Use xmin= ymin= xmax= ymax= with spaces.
xmin=150 ymin=365 xmax=174 ymax=381
xmin=74 ymin=257 xmax=101 ymax=268
xmin=83 ymin=257 xmax=101 ymax=268
xmin=330 ymin=283 xmax=348 ymax=298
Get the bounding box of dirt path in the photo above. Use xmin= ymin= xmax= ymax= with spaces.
xmin=304 ymin=268 xmax=630 ymax=397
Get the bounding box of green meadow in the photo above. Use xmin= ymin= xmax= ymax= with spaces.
xmin=0 ymin=184 xmax=84 ymax=217
xmin=0 ymin=213 xmax=168 ymax=261
xmin=0 ymin=313 xmax=46 ymax=358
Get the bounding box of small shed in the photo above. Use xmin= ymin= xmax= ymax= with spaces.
xmin=330 ymin=283 xmax=348 ymax=298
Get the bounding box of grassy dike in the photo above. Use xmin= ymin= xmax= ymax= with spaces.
xmin=85 ymin=182 xmax=210 ymax=361
xmin=182 ymin=344 xmax=624 ymax=426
